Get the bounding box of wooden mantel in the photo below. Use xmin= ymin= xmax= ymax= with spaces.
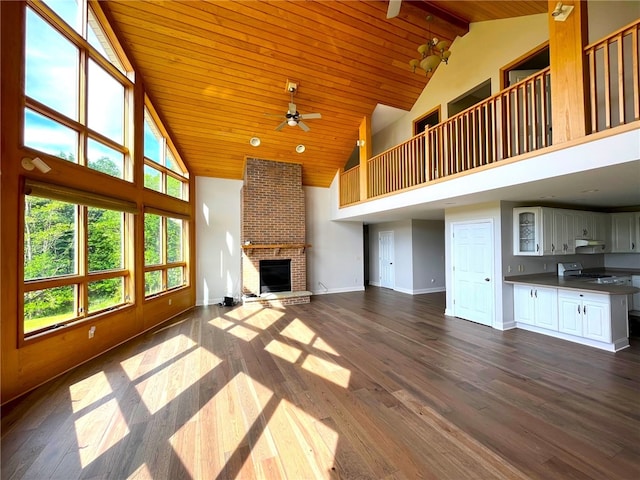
xmin=242 ymin=243 xmax=311 ymax=255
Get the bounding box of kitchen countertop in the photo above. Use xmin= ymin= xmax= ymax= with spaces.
xmin=504 ymin=271 xmax=640 ymax=295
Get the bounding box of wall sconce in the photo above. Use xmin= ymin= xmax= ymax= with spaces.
xmin=356 ymin=140 xmax=365 ymax=147
xmin=552 ymin=2 xmax=574 ymax=21
xmin=21 ymin=156 xmax=51 ymax=173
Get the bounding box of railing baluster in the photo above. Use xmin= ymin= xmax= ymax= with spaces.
xmin=615 ymin=33 xmax=625 ymax=126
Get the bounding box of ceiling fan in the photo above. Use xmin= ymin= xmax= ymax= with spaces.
xmin=272 ymin=83 xmax=321 ymax=132
xmin=387 ymin=0 xmax=401 ymax=19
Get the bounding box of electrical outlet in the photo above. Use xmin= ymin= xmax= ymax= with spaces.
xmin=507 ymin=265 xmax=512 ymax=273
xmin=543 ymin=263 xmax=547 ymax=271
xmin=88 ymin=326 xmax=96 ymax=339
xmin=168 ymin=299 xmax=172 ymax=305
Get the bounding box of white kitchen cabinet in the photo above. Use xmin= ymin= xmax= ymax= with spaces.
xmin=558 ymin=290 xmax=610 ymax=341
xmin=513 ymin=207 xmax=553 ymax=256
xmin=553 ymin=209 xmax=575 ymax=255
xmin=610 ymin=212 xmax=638 ymax=253
xmin=514 ymin=284 xmax=558 ymax=330
xmin=574 ymin=211 xmax=609 ymax=252
xmin=512 ymin=283 xmax=630 ymax=352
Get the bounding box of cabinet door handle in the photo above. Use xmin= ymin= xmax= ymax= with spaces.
xmin=633 ymin=242 xmax=636 ymax=250
xmin=536 ymin=244 xmax=539 ymax=252
xmin=534 ymin=290 xmax=537 ymax=298
xmin=583 ymin=305 xmax=586 ymax=314
xmin=530 ymin=289 xmax=533 ymax=297
xmin=578 ymin=305 xmax=581 ymax=314
xmin=551 ymin=244 xmax=555 ymax=252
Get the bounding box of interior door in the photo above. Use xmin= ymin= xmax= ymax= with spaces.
xmin=452 ymin=221 xmax=494 ymax=326
xmin=379 ymin=231 xmax=394 ymax=289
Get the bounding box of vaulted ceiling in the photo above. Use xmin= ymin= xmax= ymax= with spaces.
xmin=103 ymin=0 xmax=547 ymax=187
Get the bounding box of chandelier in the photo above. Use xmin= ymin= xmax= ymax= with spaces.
xmin=409 ymin=16 xmax=451 ymax=75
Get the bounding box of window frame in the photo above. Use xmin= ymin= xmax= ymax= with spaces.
xmin=21 ymin=182 xmax=136 ymax=341
xmin=23 ymin=0 xmax=134 ymax=181
xmin=143 ymin=209 xmax=188 ymax=299
xmin=143 ymin=102 xmax=190 ymax=201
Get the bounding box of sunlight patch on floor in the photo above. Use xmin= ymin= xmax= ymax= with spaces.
xmin=280 ymin=317 xmax=316 ymax=345
xmin=302 ymin=355 xmax=351 ymax=388
xmin=127 ymin=462 xmax=152 ymax=479
xmin=312 ymin=336 xmax=340 ymax=356
xmin=265 ymin=338 xmax=303 ymax=364
xmin=74 ymin=397 xmax=129 ymax=467
xmin=120 ymin=334 xmax=197 ymax=381
xmin=265 ymin=399 xmax=339 ymax=478
xmin=69 ymin=371 xmax=112 ymax=413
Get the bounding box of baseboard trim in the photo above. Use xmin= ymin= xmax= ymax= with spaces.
xmin=312 ymin=286 xmax=366 ymax=295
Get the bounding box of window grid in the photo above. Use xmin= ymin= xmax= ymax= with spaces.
xmin=144 ymin=213 xmax=187 ymax=298
xmin=24 ymin=1 xmax=132 ymax=180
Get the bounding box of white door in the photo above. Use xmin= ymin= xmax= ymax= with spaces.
xmin=379 ymin=231 xmax=394 ymax=289
xmin=452 ymin=221 xmax=493 ymax=326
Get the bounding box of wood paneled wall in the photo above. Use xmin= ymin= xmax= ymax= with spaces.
xmin=0 ymin=1 xmax=196 ymax=403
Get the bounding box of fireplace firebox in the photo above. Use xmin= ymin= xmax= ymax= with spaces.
xmin=259 ymin=259 xmax=291 ymax=294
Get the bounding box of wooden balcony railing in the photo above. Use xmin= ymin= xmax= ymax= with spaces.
xmin=339 ymin=165 xmax=360 ymax=206
xmin=339 ymin=19 xmax=639 ymax=208
xmin=585 ymin=19 xmax=640 ymax=133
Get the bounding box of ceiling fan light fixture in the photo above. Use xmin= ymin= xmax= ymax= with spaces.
xmin=288 ymin=118 xmax=298 ymax=126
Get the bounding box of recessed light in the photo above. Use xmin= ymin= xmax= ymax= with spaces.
xmin=249 ymin=137 xmax=261 ymax=147
xmin=580 ymin=189 xmax=599 ymax=194
xmin=295 ymin=144 xmax=305 ymax=153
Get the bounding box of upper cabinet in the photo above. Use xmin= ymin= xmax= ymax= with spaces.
xmin=513 ymin=208 xmax=624 ymax=256
xmin=610 ymin=212 xmax=640 ymax=253
xmin=513 ymin=207 xmax=554 ymax=256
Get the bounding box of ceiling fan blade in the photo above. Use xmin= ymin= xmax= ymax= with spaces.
xmin=387 ymin=0 xmax=401 ymax=19
xmin=275 ymin=120 xmax=287 ymax=131
xmin=300 ymin=112 xmax=321 ymax=120
xmin=297 ymin=121 xmax=310 ymax=132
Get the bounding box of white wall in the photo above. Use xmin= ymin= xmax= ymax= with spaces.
xmin=412 ymin=220 xmax=446 ymax=293
xmin=195 ymin=177 xmax=243 ymax=305
xmin=588 ymin=1 xmax=640 ymax=43
xmin=368 ymin=219 xmax=446 ymax=294
xmin=305 ymin=186 xmax=364 ymax=294
xmin=374 ymin=13 xmax=549 ymax=154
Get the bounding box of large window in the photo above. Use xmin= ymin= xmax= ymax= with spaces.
xmin=144 ymin=212 xmax=187 ymax=297
xmin=23 ymin=181 xmax=135 ymax=337
xmin=23 ymin=1 xmax=131 ymax=180
xmin=143 ymin=106 xmax=189 ymax=200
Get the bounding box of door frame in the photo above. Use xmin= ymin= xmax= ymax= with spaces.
xmin=450 ymin=219 xmax=496 ymax=327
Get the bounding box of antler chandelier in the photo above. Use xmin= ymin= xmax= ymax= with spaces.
xmin=409 ymin=16 xmax=451 ymax=75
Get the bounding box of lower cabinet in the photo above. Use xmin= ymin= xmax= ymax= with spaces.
xmin=558 ymin=290 xmax=610 ymax=342
xmin=514 ymin=285 xmax=558 ymax=330
xmin=513 ymin=283 xmax=629 ymax=352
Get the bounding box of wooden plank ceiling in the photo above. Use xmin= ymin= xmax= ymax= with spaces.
xmin=103 ymin=0 xmax=547 ymax=187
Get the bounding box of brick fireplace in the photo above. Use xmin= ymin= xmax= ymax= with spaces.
xmin=241 ymin=158 xmax=311 ymax=306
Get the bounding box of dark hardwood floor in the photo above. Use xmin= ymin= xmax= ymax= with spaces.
xmin=2 ymin=288 xmax=640 ymax=479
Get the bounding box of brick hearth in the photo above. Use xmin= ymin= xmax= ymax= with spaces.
xmin=241 ymin=159 xmax=310 ymax=306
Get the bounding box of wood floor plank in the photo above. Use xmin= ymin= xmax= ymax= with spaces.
xmin=3 ymin=288 xmax=640 ymax=479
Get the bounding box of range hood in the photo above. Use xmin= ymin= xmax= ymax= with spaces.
xmin=575 ymin=239 xmax=605 ymax=247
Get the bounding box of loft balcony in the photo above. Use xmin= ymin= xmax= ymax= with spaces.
xmin=339 ymin=19 xmax=640 ymax=208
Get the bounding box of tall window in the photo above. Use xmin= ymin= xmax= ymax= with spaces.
xmin=144 ymin=212 xmax=187 ymax=297
xmin=144 ymin=106 xmax=189 ymax=200
xmin=23 ymin=181 xmax=135 ymax=337
xmin=23 ymin=1 xmax=131 ymax=180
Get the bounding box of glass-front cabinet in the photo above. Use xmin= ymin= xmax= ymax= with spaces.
xmin=513 ymin=207 xmax=553 ymax=256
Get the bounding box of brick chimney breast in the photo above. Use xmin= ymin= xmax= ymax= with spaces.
xmin=241 ymin=159 xmax=309 ymax=305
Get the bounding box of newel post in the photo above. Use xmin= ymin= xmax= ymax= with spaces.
xmin=548 ymin=0 xmax=590 ymax=143
xmin=358 ymin=115 xmax=371 ymax=201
